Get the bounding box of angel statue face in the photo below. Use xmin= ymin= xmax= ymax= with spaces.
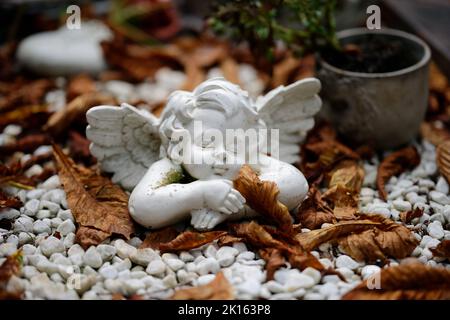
xmin=86 ymin=77 xmax=321 ymax=230
xmin=158 ymin=79 xmax=266 ymax=181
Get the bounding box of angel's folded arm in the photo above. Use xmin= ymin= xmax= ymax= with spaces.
xmin=128 ymin=158 xmax=204 ymax=228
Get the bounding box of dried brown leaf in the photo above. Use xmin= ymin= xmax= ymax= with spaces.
xmin=0 ymin=251 xmax=23 ymax=300
xmin=52 ymin=144 xmax=135 ymax=249
xmin=322 ymin=185 xmax=358 ymax=220
xmin=0 ymin=79 xmax=53 ymax=113
xmin=231 ymin=221 xmax=325 ymax=272
xmin=296 ymin=215 xmax=418 ymax=262
xmin=400 ymin=207 xmax=424 ymax=224
xmin=431 ymin=240 xmax=450 ymax=259
xmin=158 ymin=231 xmax=227 ymax=253
xmin=0 ymin=133 xmax=51 ymax=155
xmin=343 ymin=262 xmax=450 ymax=300
xmin=217 ymin=234 xmax=243 ymax=247
xmin=436 ymin=140 xmax=450 ymax=183
xmin=429 ymin=63 xmax=448 ymax=93
xmin=0 ymin=104 xmax=49 ymax=128
xmin=0 ymin=162 xmax=35 ymax=188
xmin=44 ymin=92 xmax=117 ymax=136
xmin=259 ymin=248 xmax=286 ymax=281
xmin=140 ymin=227 xmax=179 ymax=250
xmin=171 ymin=272 xmax=234 ymax=300
xmin=66 ymin=74 xmax=96 ymax=101
xmin=233 ymin=165 xmax=293 ymax=232
xmin=420 ymin=122 xmax=450 ymax=146
xmin=295 ymin=187 xmax=335 ymax=229
xmin=0 ymin=190 xmax=22 ymax=210
xmin=377 ymin=147 xmax=420 ymax=200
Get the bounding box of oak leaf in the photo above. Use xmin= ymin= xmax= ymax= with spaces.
xmin=233 ymin=165 xmax=293 ymax=233
xmin=66 ymin=74 xmax=96 ymax=101
xmin=171 ymin=272 xmax=234 ymax=300
xmin=343 ymin=262 xmax=450 ymax=300
xmin=52 ymin=144 xmax=135 ymax=249
xmin=436 ymin=140 xmax=450 ymax=183
xmin=158 ymin=231 xmax=227 ymax=253
xmin=377 ymin=146 xmax=420 ymax=200
xmin=0 ymin=251 xmax=23 ymax=300
xmin=295 ymin=187 xmax=335 ymax=230
xmin=140 ymin=227 xmax=179 ymax=250
xmin=431 ymin=240 xmax=450 ymax=259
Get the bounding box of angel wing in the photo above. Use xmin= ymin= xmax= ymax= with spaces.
xmin=256 ymin=78 xmax=322 ymax=164
xmin=86 ymin=103 xmax=162 ymax=190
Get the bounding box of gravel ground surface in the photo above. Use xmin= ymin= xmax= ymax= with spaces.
xmin=0 ymin=65 xmax=449 ymax=300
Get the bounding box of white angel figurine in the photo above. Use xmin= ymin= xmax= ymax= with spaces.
xmin=86 ymin=77 xmax=321 ymax=230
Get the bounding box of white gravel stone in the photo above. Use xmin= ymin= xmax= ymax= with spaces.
xmin=217 ymin=246 xmax=239 ymax=267
xmin=114 ymin=239 xmax=137 ymax=259
xmin=36 ymin=210 xmax=52 ymax=219
xmin=335 ymin=255 xmax=360 ymax=270
xmin=96 ymin=244 xmax=116 ymax=261
xmin=179 ymin=251 xmax=194 ymax=262
xmin=99 ymin=265 xmax=119 ymax=279
xmin=39 ymin=236 xmax=65 ymax=257
xmin=196 ymin=257 xmax=220 ymax=276
xmin=50 ymin=217 xmax=63 ymax=228
xmin=0 ymin=208 xmax=20 ymax=221
xmin=24 ymin=199 xmax=40 ymax=216
xmin=56 ymin=219 xmax=76 ymax=236
xmin=57 ymin=209 xmax=74 ymax=221
xmin=204 ymin=244 xmax=218 ymax=259
xmin=162 ymin=274 xmax=178 ymax=288
xmin=166 ymin=258 xmax=185 ymax=271
xmin=63 ymin=233 xmax=75 ymax=248
xmin=124 ymin=278 xmax=145 ymax=295
xmin=41 ymin=175 xmax=61 ymax=189
xmin=430 ymin=191 xmax=450 ymax=205
xmin=196 ymin=274 xmax=215 ymax=286
xmin=83 ymin=246 xmax=103 ymax=268
xmin=130 ymin=248 xmax=159 ymax=266
xmin=427 ymin=221 xmax=445 ymax=239
xmin=392 ymin=200 xmax=412 ymax=211
xmin=146 ymin=259 xmax=166 ymax=276
xmin=33 ymin=220 xmax=51 ymax=234
xmin=285 ymin=273 xmax=315 ymax=291
xmin=435 ymin=177 xmax=449 ymax=194
xmin=0 ymin=242 xmax=17 ymax=256
xmin=22 ymin=244 xmax=37 ymax=255
xmin=26 ymin=189 xmax=45 ymax=200
xmin=14 ymin=216 xmax=34 ymax=232
xmin=361 ymin=265 xmax=381 ymax=279
xmin=232 ymin=242 xmax=248 ymax=253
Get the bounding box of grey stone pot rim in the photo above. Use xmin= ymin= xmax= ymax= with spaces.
xmin=320 ymin=28 xmax=431 ymax=79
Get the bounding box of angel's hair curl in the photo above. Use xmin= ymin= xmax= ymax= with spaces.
xmin=158 ymin=77 xmax=260 ymax=162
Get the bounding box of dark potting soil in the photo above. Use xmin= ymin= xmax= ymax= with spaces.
xmin=322 ymin=34 xmax=419 ymax=73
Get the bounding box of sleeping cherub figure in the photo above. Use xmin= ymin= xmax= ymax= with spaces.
xmin=86 ymin=77 xmax=321 ymax=230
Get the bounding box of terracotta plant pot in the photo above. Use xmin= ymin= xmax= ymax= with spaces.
xmin=318 ymin=28 xmax=431 ymax=149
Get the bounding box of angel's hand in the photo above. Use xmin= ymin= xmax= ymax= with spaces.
xmin=201 ymin=179 xmax=246 ymax=215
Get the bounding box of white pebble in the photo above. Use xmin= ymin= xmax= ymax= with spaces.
xmin=436 ymin=177 xmax=449 ymax=194
xmin=0 ymin=242 xmax=17 ymax=256
xmin=392 ymin=199 xmax=412 ymax=211
xmin=33 ymin=220 xmax=51 ymax=234
xmin=26 ymin=189 xmax=45 ymax=200
xmin=39 ymin=236 xmax=65 ymax=257
xmin=427 ymin=221 xmax=445 ymax=239
xmin=361 ymin=265 xmax=381 ymax=279
xmin=96 ymin=244 xmax=116 ymax=261
xmin=114 ymin=239 xmax=137 ymax=259
xmin=335 ymin=255 xmax=360 ymax=270
xmin=166 ymin=258 xmax=185 ymax=271
xmin=196 ymin=274 xmax=215 ymax=286
xmin=146 ymin=260 xmax=166 ymax=276
xmin=14 ymin=216 xmax=34 ymax=232
xmin=99 ymin=265 xmax=118 ymax=279
xmin=41 ymin=175 xmax=61 ymax=189
xmin=196 ymin=257 xmax=220 ymax=275
xmin=56 ymin=219 xmax=76 ymax=236
xmin=430 ymin=191 xmax=450 ymax=205
xmin=130 ymin=248 xmax=159 ymax=266
xmin=83 ymin=246 xmax=103 ymax=268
